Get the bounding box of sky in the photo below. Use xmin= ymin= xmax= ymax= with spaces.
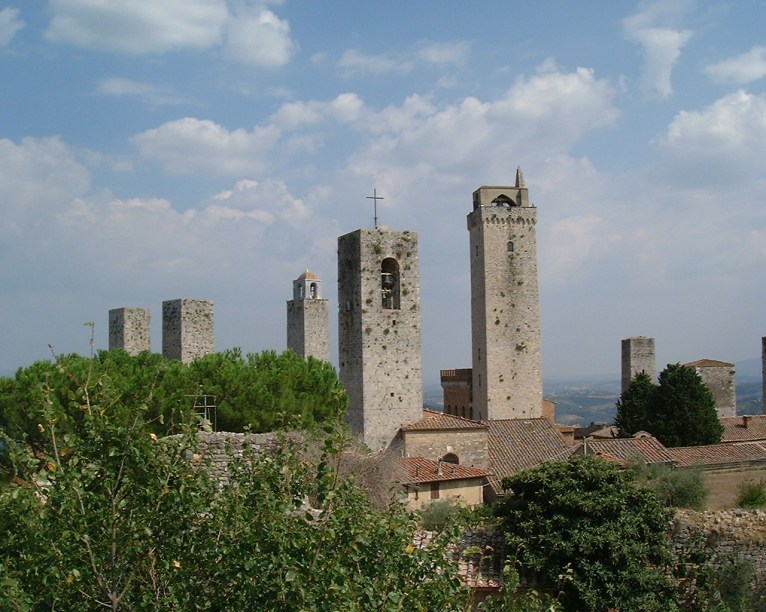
xmin=1 ymin=1 xmax=766 ymax=386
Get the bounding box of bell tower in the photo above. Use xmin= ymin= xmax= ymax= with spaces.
xmin=467 ymin=168 xmax=543 ymax=420
xmin=337 ymin=226 xmax=423 ymax=451
xmin=286 ymin=270 xmax=330 ymax=362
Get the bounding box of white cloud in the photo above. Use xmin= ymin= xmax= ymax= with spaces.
xmin=45 ymin=0 xmax=228 ymax=54
xmin=96 ymin=77 xmax=190 ymax=106
xmin=0 ymin=7 xmax=25 ymax=47
xmin=132 ymin=118 xmax=282 ymax=175
xmin=705 ymin=46 xmax=766 ymax=85
xmin=415 ymin=41 xmax=470 ymax=66
xmin=656 ymin=90 xmax=766 ymax=180
xmin=546 ymin=215 xmax=620 ymax=283
xmin=338 ymin=49 xmax=413 ymax=76
xmin=223 ymin=6 xmax=296 ymax=68
xmin=623 ymin=2 xmax=692 ymax=98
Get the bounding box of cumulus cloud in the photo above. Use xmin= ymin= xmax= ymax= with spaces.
xmin=655 ymin=90 xmax=766 ymax=182
xmin=338 ymin=40 xmax=469 ymax=76
xmin=623 ymin=1 xmax=692 ymax=98
xmin=132 ymin=118 xmax=281 ymax=175
xmin=223 ymin=5 xmax=296 ymax=68
xmin=0 ymin=7 xmax=24 ymax=47
xmin=338 ymin=49 xmax=414 ymax=76
xmin=705 ymin=45 xmax=766 ymax=85
xmin=45 ymin=0 xmax=229 ymax=54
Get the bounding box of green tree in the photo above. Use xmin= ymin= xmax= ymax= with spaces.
xmin=495 ymin=456 xmax=677 ymax=612
xmin=616 ymin=363 xmax=723 ymax=447
xmin=0 ymin=365 xmax=468 ymax=610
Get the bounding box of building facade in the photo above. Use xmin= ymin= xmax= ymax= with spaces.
xmin=467 ymin=169 xmax=543 ymax=420
xmin=286 ymin=270 xmax=330 ymax=362
xmin=337 ymin=226 xmax=423 ymax=451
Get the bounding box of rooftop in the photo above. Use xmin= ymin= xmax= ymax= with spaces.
xmin=401 ymin=409 xmax=487 ymax=431
xmin=398 ymin=457 xmax=489 ymax=485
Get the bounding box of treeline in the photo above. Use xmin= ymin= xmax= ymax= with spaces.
xmin=0 ymin=348 xmax=347 ymax=450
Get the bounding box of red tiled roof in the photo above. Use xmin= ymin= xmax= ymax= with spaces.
xmin=668 ymin=442 xmax=766 ymax=467
xmin=581 ymin=436 xmax=675 ymax=465
xmin=401 ymin=410 xmax=487 ymax=431
xmin=486 ymin=418 xmax=576 ymax=493
xmin=684 ymin=359 xmax=734 ymax=368
xmin=720 ymin=415 xmax=766 ymax=443
xmin=398 ymin=457 xmax=489 ymax=484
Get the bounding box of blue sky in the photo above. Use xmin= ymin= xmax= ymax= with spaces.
xmin=2 ymin=0 xmax=766 ymax=385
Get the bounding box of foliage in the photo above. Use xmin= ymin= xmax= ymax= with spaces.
xmin=0 ymin=348 xmax=347 ymax=449
xmin=616 ymin=363 xmax=723 ymax=447
xmin=0 ymin=363 xmax=469 ymax=610
xmin=630 ymin=458 xmax=708 ymax=510
xmin=495 ymin=456 xmax=677 ymax=612
xmin=735 ymin=479 xmax=766 ymax=509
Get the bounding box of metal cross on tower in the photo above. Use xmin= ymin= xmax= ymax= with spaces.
xmin=366 ymin=188 xmax=384 ymax=229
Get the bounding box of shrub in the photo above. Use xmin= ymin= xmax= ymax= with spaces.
xmin=736 ymin=479 xmax=766 ymax=509
xmin=630 ymin=459 xmax=708 ymax=510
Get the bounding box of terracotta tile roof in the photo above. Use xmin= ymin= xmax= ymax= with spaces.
xmin=668 ymin=442 xmax=766 ymax=468
xmin=401 ymin=410 xmax=487 ymax=431
xmin=398 ymin=457 xmax=489 ymax=484
xmin=720 ymin=415 xmax=766 ymax=443
xmin=581 ymin=436 xmax=675 ymax=465
xmin=486 ymin=418 xmax=576 ymax=493
xmin=684 ymin=358 xmax=734 ymax=368
xmin=455 ymin=530 xmax=505 ymax=589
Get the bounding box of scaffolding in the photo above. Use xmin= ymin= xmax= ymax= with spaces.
xmin=187 ymin=393 xmax=217 ymax=431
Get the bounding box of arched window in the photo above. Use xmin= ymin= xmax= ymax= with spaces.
xmin=507 ymin=241 xmax=514 ymax=253
xmin=442 ymin=453 xmax=459 ymax=465
xmin=309 ymin=282 xmax=318 ymax=299
xmin=381 ymin=258 xmax=400 ymax=309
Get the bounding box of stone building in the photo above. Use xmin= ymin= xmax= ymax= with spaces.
xmin=621 ymin=336 xmax=656 ymax=393
xmin=337 ymin=226 xmax=423 ymax=451
xmin=440 ymin=368 xmax=473 ymax=419
xmin=108 ymin=307 xmax=150 ymax=355
xmin=467 ymin=169 xmax=543 ymax=420
xmin=162 ymin=298 xmax=214 ymax=363
xmin=684 ymin=359 xmax=736 ymax=418
xmin=286 ymin=270 xmax=330 ymax=362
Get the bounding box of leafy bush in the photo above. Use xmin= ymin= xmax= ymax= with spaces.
xmin=630 ymin=459 xmax=708 ymax=510
xmin=736 ymin=479 xmax=766 ymax=509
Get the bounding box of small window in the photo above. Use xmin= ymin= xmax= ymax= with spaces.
xmin=381 ymin=258 xmax=400 ymax=309
xmin=309 ymin=282 xmax=317 ymax=299
xmin=430 ymin=483 xmax=440 ymax=499
xmin=442 ymin=453 xmax=459 ymax=465
xmin=507 ymin=241 xmax=514 ymax=252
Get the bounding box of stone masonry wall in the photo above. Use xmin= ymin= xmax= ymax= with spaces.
xmin=338 ymin=227 xmax=423 ymax=452
xmin=403 ymin=429 xmax=489 ymax=469
xmin=695 ymin=364 xmax=737 ymax=418
xmin=621 ymin=336 xmax=656 ymax=393
xmin=108 ymin=307 xmax=151 ymax=355
xmin=162 ymin=299 xmax=214 ymax=363
xmin=287 ymin=298 xmax=330 ymax=362
xmin=468 ymin=186 xmax=542 ymax=421
xmin=673 ymin=509 xmax=766 ymax=590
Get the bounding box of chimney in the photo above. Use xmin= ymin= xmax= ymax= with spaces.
xmin=744 ymin=415 xmax=751 ymax=429
xmin=437 ymin=459 xmax=443 ymax=476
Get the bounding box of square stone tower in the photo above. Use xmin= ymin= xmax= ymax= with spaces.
xmin=337 ymin=226 xmax=423 ymax=451
xmin=684 ymin=359 xmax=736 ymax=418
xmin=467 ymin=169 xmax=543 ymax=420
xmin=162 ymin=299 xmax=214 ymax=363
xmin=621 ymin=336 xmax=656 ymax=393
xmin=108 ymin=307 xmax=151 ymax=355
xmin=287 ymin=270 xmax=330 ymax=362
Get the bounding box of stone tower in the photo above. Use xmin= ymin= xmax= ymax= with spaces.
xmin=337 ymin=226 xmax=423 ymax=451
xmin=162 ymin=298 xmax=214 ymax=363
xmin=684 ymin=359 xmax=736 ymax=418
xmin=467 ymin=169 xmax=543 ymax=420
xmin=108 ymin=307 xmax=151 ymax=355
xmin=762 ymin=337 xmax=766 ymax=414
xmin=286 ymin=270 xmax=330 ymax=362
xmin=621 ymin=336 xmax=656 ymax=393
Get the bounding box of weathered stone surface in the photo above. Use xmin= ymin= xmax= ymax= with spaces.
xmin=109 ymin=307 xmax=151 ymax=355
xmin=162 ymin=298 xmax=214 ymax=363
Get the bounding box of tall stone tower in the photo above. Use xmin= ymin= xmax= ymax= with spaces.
xmin=162 ymin=298 xmax=214 ymax=363
xmin=337 ymin=226 xmax=423 ymax=451
xmin=286 ymin=270 xmax=330 ymax=362
xmin=762 ymin=337 xmax=766 ymax=414
xmin=467 ymin=169 xmax=543 ymax=421
xmin=621 ymin=336 xmax=656 ymax=393
xmin=108 ymin=307 xmax=151 ymax=355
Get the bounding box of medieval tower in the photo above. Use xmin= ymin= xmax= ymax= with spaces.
xmin=162 ymin=298 xmax=214 ymax=363
xmin=621 ymin=336 xmax=656 ymax=393
xmin=108 ymin=307 xmax=151 ymax=355
xmin=337 ymin=226 xmax=423 ymax=451
xmin=286 ymin=270 xmax=330 ymax=362
xmin=467 ymin=169 xmax=543 ymax=420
